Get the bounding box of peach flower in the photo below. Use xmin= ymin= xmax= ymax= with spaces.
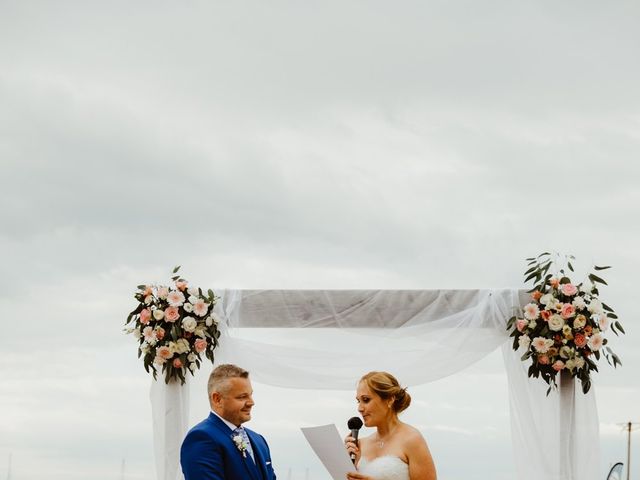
xmin=157 ymin=346 xmax=173 ymax=359
xmin=538 ymin=354 xmax=550 ymax=365
xmin=175 ymin=280 xmax=188 ymax=291
xmin=193 ymin=299 xmax=209 ymax=317
xmin=167 ymin=290 xmax=185 ymax=307
xmin=516 ymin=319 xmax=528 ymax=332
xmin=531 ymin=291 xmax=543 ymax=301
xmin=587 ymin=333 xmax=604 ymax=351
xmin=140 ymin=308 xmax=151 ymax=325
xmin=155 ymin=327 xmax=165 ymax=341
xmin=194 ymin=338 xmax=207 ymax=353
xmin=574 ymin=332 xmax=587 ymax=348
xmin=540 ymin=310 xmax=551 ymax=321
xmin=550 ymin=277 xmax=560 ymax=288
xmin=561 ymin=303 xmax=575 ymax=319
xmin=173 ymin=358 xmax=183 ymax=369
xmin=552 ymin=360 xmax=565 ymax=372
xmin=165 ymin=306 xmax=180 ymax=323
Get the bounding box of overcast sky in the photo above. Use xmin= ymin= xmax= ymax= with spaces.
xmin=1 ymin=1 xmax=639 ymax=479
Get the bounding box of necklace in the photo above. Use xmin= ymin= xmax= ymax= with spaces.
xmin=376 ymin=424 xmax=399 ymax=448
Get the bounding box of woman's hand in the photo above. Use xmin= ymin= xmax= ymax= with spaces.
xmin=344 ymin=434 xmax=360 ymax=465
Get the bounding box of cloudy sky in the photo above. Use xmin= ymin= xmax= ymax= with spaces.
xmin=1 ymin=0 xmax=639 ymax=479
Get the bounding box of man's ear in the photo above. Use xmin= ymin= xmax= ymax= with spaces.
xmin=210 ymin=391 xmax=222 ymax=408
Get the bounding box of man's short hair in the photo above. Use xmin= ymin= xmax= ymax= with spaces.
xmin=208 ymin=364 xmax=250 ymax=397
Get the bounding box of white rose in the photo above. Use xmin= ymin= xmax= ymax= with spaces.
xmin=528 ymin=320 xmax=537 ymax=330
xmin=194 ymin=326 xmax=206 ymax=338
xmin=188 ymin=295 xmax=198 ymax=304
xmin=205 ymin=316 xmax=213 ymax=326
xmin=540 ymin=294 xmax=556 ymax=306
xmin=572 ymin=296 xmax=586 ymax=310
xmin=588 ymin=299 xmax=603 ymax=314
xmin=580 ymin=281 xmax=594 ymax=293
xmin=574 ymin=357 xmax=585 ymax=370
xmin=189 ymin=362 xmax=198 ymax=372
xmin=187 ymin=353 xmax=197 ymax=362
xmin=565 ymin=358 xmax=576 ymax=371
xmin=153 ymin=309 xmax=165 ymax=320
xmin=133 ymin=328 xmax=142 ymax=339
xmin=183 ymin=303 xmax=194 ymax=313
xmin=187 ymin=287 xmax=199 ymax=296
xmin=177 ymin=338 xmax=190 ymax=354
xmin=559 ymin=346 xmax=573 ymax=359
xmin=182 ymin=316 xmax=197 ymax=333
xmin=518 ymin=334 xmax=531 ymax=350
xmin=548 ymin=314 xmax=565 ymax=332
xmin=168 ymin=341 xmax=178 ymax=354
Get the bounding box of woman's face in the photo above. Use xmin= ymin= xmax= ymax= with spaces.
xmin=356 ymin=381 xmax=392 ymax=427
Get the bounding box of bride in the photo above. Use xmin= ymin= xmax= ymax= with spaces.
xmin=344 ymin=371 xmax=437 ymax=480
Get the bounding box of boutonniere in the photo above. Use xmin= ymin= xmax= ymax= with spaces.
xmin=232 ymin=433 xmax=248 ymax=458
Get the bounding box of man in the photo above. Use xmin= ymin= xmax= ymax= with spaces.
xmin=181 ymin=364 xmax=277 ymax=480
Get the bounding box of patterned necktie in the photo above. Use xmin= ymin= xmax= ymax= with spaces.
xmin=234 ymin=427 xmax=255 ymax=461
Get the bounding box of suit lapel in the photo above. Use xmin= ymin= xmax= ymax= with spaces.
xmin=246 ymin=429 xmax=267 ymax=480
xmin=207 ymin=414 xmax=262 ymax=480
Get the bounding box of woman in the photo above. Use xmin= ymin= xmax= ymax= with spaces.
xmin=344 ymin=371 xmax=437 ymax=480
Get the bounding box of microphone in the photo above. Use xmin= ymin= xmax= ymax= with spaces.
xmin=347 ymin=416 xmax=363 ymax=464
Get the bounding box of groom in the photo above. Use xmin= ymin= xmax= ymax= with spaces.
xmin=180 ymin=364 xmax=277 ymax=480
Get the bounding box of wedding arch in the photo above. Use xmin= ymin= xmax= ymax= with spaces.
xmin=151 ymin=289 xmax=600 ymax=480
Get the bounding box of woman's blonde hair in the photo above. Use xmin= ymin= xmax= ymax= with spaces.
xmin=360 ymin=371 xmax=411 ymax=413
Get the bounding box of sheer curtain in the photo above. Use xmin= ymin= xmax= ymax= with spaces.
xmin=151 ymin=289 xmax=599 ymax=480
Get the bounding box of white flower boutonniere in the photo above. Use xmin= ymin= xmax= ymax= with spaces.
xmin=232 ymin=433 xmax=248 ymax=458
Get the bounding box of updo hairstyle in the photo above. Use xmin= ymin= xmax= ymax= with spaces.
xmin=359 ymin=371 xmax=411 ymax=413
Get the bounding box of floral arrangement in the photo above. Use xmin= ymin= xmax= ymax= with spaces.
xmin=125 ymin=266 xmax=221 ymax=384
xmin=507 ymin=253 xmax=624 ymax=394
xmin=232 ymin=432 xmax=249 ymax=458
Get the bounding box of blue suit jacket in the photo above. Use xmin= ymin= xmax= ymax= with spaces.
xmin=180 ymin=412 xmax=276 ymax=480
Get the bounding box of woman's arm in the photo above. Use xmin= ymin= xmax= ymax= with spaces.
xmin=405 ymin=430 xmax=436 ymax=480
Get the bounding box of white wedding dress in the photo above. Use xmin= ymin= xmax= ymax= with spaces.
xmin=358 ymin=456 xmax=409 ymax=480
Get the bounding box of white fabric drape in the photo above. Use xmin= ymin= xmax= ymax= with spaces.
xmin=151 ymin=289 xmax=600 ymax=480
xmin=503 ymin=343 xmax=600 ymax=480
xmin=150 ymin=376 xmax=190 ymax=480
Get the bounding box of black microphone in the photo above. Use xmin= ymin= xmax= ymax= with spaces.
xmin=347 ymin=416 xmax=363 ymax=464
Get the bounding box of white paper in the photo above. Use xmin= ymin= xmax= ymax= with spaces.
xmin=300 ymin=424 xmax=355 ymax=480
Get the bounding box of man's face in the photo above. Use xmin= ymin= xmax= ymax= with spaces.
xmin=212 ymin=377 xmax=254 ymax=426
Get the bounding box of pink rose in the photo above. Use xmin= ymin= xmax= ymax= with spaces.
xmin=552 ymin=360 xmax=565 ymax=372
xmin=561 ymin=283 xmax=578 ymax=296
xmin=165 ymin=306 xmax=180 ymax=323
xmin=140 ymin=308 xmax=151 ymax=325
xmin=194 ymin=338 xmax=207 ymax=353
xmin=516 ymin=319 xmax=528 ymax=332
xmin=173 ymin=358 xmax=183 ymax=368
xmin=540 ymin=310 xmax=551 ymax=321
xmin=175 ymin=280 xmax=188 ymax=291
xmin=538 ymin=354 xmax=550 ymax=365
xmin=561 ymin=303 xmax=575 ymax=319
xmin=574 ymin=332 xmax=587 ymax=348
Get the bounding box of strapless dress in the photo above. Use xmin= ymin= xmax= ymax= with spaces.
xmin=358 ymin=455 xmax=409 ymax=480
